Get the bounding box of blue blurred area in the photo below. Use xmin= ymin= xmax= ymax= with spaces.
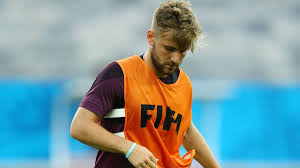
xmin=0 ymin=80 xmax=299 ymax=162
xmin=0 ymin=80 xmax=62 ymax=159
xmin=220 ymin=84 xmax=300 ymax=160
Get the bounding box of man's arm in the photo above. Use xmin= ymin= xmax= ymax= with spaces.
xmin=182 ymin=122 xmax=220 ymax=168
xmin=70 ymin=107 xmax=131 ymax=153
xmin=70 ymin=107 xmax=157 ymax=168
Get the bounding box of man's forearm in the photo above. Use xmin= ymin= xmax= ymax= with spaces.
xmin=70 ymin=107 xmax=132 ymax=155
xmin=71 ymin=108 xmax=159 ymax=167
xmin=183 ymin=122 xmax=220 ymax=168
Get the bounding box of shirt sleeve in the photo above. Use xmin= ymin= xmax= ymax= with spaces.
xmin=79 ymin=62 xmax=124 ymax=119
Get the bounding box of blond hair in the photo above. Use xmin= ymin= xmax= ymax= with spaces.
xmin=151 ymin=0 xmax=202 ymax=52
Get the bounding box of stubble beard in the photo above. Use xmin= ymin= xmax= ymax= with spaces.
xmin=150 ymin=43 xmax=179 ymax=77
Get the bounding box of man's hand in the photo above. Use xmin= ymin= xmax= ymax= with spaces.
xmin=127 ymin=143 xmax=158 ymax=168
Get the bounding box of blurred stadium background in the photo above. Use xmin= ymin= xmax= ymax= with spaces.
xmin=0 ymin=0 xmax=300 ymax=167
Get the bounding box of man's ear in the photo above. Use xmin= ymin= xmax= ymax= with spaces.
xmin=147 ymin=30 xmax=155 ymax=47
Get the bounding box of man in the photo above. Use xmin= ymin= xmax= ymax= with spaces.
xmin=70 ymin=0 xmax=220 ymax=168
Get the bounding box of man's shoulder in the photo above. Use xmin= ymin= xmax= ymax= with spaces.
xmin=96 ymin=62 xmax=124 ymax=81
xmin=178 ymin=68 xmax=190 ymax=78
xmin=95 ymin=55 xmax=143 ymax=82
xmin=178 ymin=68 xmax=192 ymax=86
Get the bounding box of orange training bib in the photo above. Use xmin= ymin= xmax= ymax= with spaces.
xmin=117 ymin=55 xmax=195 ymax=168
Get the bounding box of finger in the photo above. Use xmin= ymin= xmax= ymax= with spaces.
xmin=146 ymin=159 xmax=157 ymax=168
xmin=150 ymin=156 xmax=158 ymax=164
xmin=140 ymin=162 xmax=148 ymax=168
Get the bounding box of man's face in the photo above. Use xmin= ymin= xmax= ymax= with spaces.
xmin=150 ymin=31 xmax=188 ymax=78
